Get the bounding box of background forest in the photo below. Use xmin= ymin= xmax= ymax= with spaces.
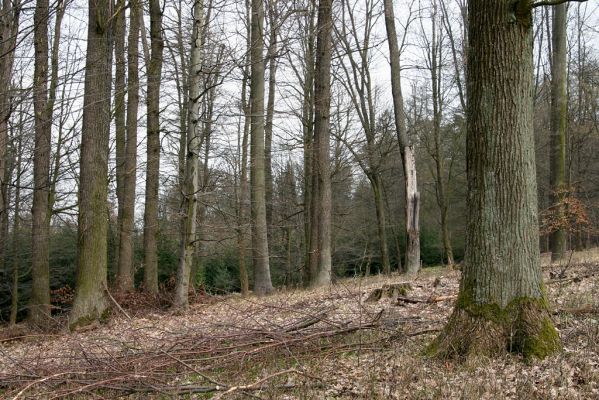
xmin=0 ymin=0 xmax=598 ymax=323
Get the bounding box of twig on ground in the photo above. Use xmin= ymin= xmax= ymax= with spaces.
xmin=103 ymin=284 xmax=132 ymax=320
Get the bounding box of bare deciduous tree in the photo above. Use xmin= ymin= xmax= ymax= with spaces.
xmin=70 ymin=0 xmax=115 ymax=329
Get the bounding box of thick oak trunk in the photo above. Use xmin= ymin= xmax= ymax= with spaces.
xmin=429 ymin=0 xmax=560 ymax=359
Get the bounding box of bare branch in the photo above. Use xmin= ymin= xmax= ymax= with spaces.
xmin=532 ymin=0 xmax=587 ymax=8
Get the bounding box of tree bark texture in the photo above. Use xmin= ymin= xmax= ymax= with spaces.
xmin=30 ymin=0 xmax=64 ymax=325
xmin=113 ymin=0 xmax=126 ymax=270
xmin=29 ymin=0 xmax=52 ymax=325
xmin=174 ymin=0 xmax=203 ymax=308
xmin=549 ymin=3 xmax=567 ymax=261
xmin=117 ymin=0 xmax=140 ymax=291
xmin=250 ymin=0 xmax=274 ymax=295
xmin=264 ymin=0 xmax=278 ymax=235
xmin=0 ymin=0 xmax=20 ymax=287
xmin=238 ymin=74 xmax=250 ymax=296
xmin=143 ymin=0 xmax=164 ymax=294
xmin=382 ymin=0 xmax=421 ymax=275
xmin=302 ymin=0 xmax=316 ymax=286
xmin=70 ymin=0 xmax=114 ymax=330
xmin=311 ymin=0 xmax=333 ymax=287
xmin=429 ymin=0 xmax=561 ymax=359
xmin=236 ymin=0 xmax=251 ymax=296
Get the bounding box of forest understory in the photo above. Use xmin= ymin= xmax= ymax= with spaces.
xmin=1 ymin=249 xmax=598 ymax=399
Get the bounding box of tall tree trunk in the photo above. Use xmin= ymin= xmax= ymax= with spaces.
xmin=113 ymin=0 xmax=126 ymax=270
xmin=30 ymin=0 xmax=63 ymax=325
xmin=0 ymin=0 xmax=20 ymax=298
xmin=143 ymin=0 xmax=164 ymax=294
xmin=302 ymin=0 xmax=316 ymax=286
xmin=383 ymin=0 xmax=421 ymax=275
xmin=236 ymin=0 xmax=251 ymax=296
xmin=174 ymin=0 xmax=203 ymax=308
xmin=549 ymin=3 xmax=567 ymax=262
xmin=29 ymin=0 xmax=52 ymax=325
xmin=264 ymin=0 xmax=278 ymax=234
xmin=430 ymin=0 xmax=561 ymax=359
xmin=117 ymin=0 xmax=140 ymax=291
xmin=70 ymin=0 xmax=114 ymax=330
xmin=249 ymin=0 xmax=274 ymax=295
xmin=238 ymin=75 xmax=250 ymax=296
xmin=173 ymin=0 xmax=188 ymax=215
xmin=310 ymin=0 xmax=333 ymax=287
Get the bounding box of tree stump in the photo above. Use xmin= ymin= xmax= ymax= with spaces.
xmin=365 ymin=283 xmax=412 ymax=303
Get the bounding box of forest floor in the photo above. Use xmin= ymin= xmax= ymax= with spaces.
xmin=1 ymin=249 xmax=599 ymax=399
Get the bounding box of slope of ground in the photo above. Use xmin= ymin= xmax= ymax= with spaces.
xmin=1 ymin=254 xmax=598 ymax=399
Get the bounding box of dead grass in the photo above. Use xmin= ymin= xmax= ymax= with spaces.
xmin=0 ymin=253 xmax=598 ymax=399
xmin=541 ymin=247 xmax=599 ymax=266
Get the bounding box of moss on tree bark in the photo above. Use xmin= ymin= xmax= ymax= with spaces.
xmin=428 ymin=0 xmax=561 ymax=360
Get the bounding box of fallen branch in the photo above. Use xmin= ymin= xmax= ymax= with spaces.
xmin=283 ymin=310 xmax=332 ymax=333
xmin=546 ymin=273 xmax=594 ymax=285
xmin=395 ymin=295 xmax=456 ymax=305
xmin=406 ymin=328 xmax=441 ymax=337
xmin=215 ymin=368 xmax=319 ymax=398
xmin=553 ymin=305 xmax=599 ymax=316
xmin=103 ymin=284 xmax=132 ymax=320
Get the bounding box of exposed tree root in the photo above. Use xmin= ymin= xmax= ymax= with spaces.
xmin=427 ymin=300 xmax=562 ymax=360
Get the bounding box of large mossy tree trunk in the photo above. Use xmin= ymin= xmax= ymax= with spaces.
xmin=549 ymin=3 xmax=567 ymax=262
xmin=382 ymin=0 xmax=420 ymax=275
xmin=249 ymin=0 xmax=274 ymax=295
xmin=70 ymin=0 xmax=114 ymax=330
xmin=429 ymin=0 xmax=561 ymax=359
